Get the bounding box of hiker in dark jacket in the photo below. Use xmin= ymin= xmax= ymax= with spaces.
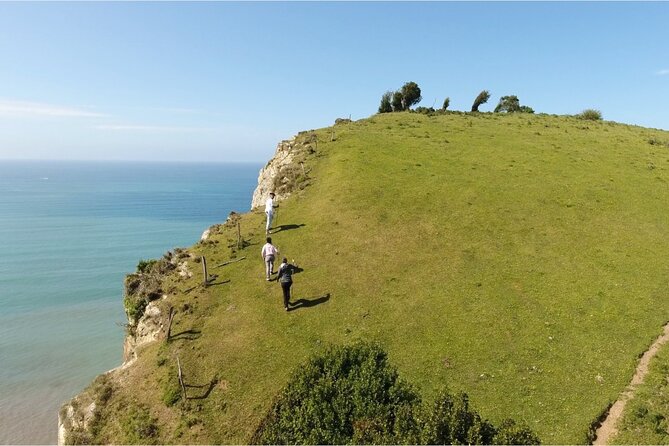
xmin=277 ymin=258 xmax=296 ymax=311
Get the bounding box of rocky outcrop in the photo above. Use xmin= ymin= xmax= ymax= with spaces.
xmin=59 ymin=251 xmax=186 ymax=444
xmin=123 ymin=298 xmax=167 ymax=364
xmin=251 ymin=134 xmax=315 ymax=210
xmin=58 ymin=400 xmax=96 ymax=445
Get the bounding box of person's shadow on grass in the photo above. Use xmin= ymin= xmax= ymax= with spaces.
xmin=272 ymin=223 xmax=306 ymax=233
xmin=288 ymin=293 xmax=330 ymax=311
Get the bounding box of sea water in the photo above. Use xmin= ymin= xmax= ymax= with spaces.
xmin=0 ymin=160 xmax=261 ymax=444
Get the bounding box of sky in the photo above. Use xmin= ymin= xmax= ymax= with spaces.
xmin=0 ymin=1 xmax=667 ymax=163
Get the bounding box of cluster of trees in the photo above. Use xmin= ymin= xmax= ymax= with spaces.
xmin=252 ymin=342 xmax=540 ymax=445
xmin=378 ymin=82 xmax=535 ymax=114
xmin=378 ymin=82 xmax=423 ymax=113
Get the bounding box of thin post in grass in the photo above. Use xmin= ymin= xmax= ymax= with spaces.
xmin=237 ymin=221 xmax=242 ymax=249
xmin=165 ymin=306 xmax=175 ymax=341
xmin=176 ymin=356 xmax=187 ymax=401
xmin=202 ymin=256 xmax=209 ymax=286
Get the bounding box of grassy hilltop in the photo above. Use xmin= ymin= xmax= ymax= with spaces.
xmin=75 ymin=111 xmax=669 ymax=444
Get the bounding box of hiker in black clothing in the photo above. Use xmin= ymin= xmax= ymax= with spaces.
xmin=277 ymin=257 xmax=296 ymax=311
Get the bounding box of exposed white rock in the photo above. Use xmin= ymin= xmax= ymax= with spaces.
xmin=123 ymin=298 xmax=166 ymax=364
xmin=251 ymin=137 xmax=298 ymax=210
xmin=177 ymin=260 xmax=192 ymax=278
xmin=57 ymin=400 xmax=96 ymax=445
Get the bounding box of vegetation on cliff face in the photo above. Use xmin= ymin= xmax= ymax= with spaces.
xmin=64 ymin=111 xmax=669 ymax=444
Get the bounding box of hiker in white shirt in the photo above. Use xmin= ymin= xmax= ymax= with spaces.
xmin=265 ymin=192 xmax=276 ymax=234
xmin=261 ymin=237 xmax=279 ymax=281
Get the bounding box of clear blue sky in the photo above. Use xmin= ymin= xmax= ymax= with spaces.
xmin=1 ymin=1 xmax=667 ymax=162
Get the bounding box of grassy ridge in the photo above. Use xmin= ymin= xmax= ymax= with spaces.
xmin=88 ymin=112 xmax=669 ymax=444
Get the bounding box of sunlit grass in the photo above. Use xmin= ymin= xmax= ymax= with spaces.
xmin=91 ymin=111 xmax=669 ymax=444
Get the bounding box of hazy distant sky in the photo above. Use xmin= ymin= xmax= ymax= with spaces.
xmin=0 ymin=2 xmax=667 ymax=162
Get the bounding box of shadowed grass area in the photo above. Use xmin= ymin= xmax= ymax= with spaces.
xmin=84 ymin=111 xmax=669 ymax=444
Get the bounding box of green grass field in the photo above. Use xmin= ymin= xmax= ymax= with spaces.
xmin=611 ymin=342 xmax=669 ymax=444
xmin=84 ymin=111 xmax=669 ymax=444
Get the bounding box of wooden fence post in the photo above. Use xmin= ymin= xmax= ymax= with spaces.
xmin=202 ymin=256 xmax=209 ymax=286
xmin=237 ymin=221 xmax=242 ymax=249
xmin=177 ymin=356 xmax=187 ymax=401
xmin=165 ymin=307 xmax=175 ymax=341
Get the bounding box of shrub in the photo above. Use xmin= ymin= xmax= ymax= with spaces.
xmin=577 ymin=109 xmax=602 ymax=121
xmin=121 ymin=406 xmax=159 ymax=444
xmin=493 ymin=418 xmax=542 ymax=444
xmin=382 ymin=82 xmax=423 ymax=112
xmin=252 ymin=342 xmax=420 ymax=444
xmin=400 ymin=81 xmax=422 ymax=110
xmin=471 ymin=90 xmax=491 ymax=112
xmin=414 ymin=106 xmax=436 ymax=115
xmin=123 ymin=292 xmax=148 ymax=325
xmin=494 ymin=95 xmax=521 ymax=113
xmin=392 ymin=91 xmax=405 ymax=112
xmin=378 ymin=91 xmax=393 ymax=113
xmin=442 ymin=97 xmax=450 ymax=111
xmin=648 ymin=137 xmax=669 ymax=148
xmin=252 ymin=342 xmax=540 ymax=445
xmin=137 ymin=259 xmax=158 ymax=274
xmin=421 ymin=390 xmax=497 ymax=444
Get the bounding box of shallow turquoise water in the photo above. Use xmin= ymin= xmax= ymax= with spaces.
xmin=0 ymin=161 xmax=260 ymax=444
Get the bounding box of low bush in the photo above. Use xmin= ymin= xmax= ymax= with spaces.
xmin=577 ymin=109 xmax=602 ymax=121
xmin=121 ymin=405 xmax=159 ymax=444
xmin=252 ymin=342 xmax=539 ymax=445
xmin=137 ymin=259 xmax=158 ymax=273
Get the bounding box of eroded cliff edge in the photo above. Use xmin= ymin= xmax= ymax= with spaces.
xmin=57 ymin=130 xmax=320 ymax=445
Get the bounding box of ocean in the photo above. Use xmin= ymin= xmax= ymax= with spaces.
xmin=0 ymin=160 xmax=261 ymax=444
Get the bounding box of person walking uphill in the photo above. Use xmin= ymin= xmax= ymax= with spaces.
xmin=277 ymin=258 xmax=296 ymax=311
xmin=261 ymin=237 xmax=279 ymax=281
xmin=265 ymin=192 xmax=277 ymax=234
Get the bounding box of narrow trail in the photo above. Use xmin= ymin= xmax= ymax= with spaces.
xmin=593 ymin=322 xmax=669 ymax=445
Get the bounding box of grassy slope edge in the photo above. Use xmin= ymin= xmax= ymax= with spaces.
xmin=80 ymin=112 xmax=669 ymax=444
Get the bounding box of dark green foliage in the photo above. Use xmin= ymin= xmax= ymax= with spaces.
xmin=382 ymin=81 xmax=422 ymax=113
xmin=252 ymin=342 xmax=540 ymax=445
xmin=378 ymin=91 xmax=393 ymax=114
xmin=493 ymin=419 xmax=542 ymax=444
xmin=121 ymin=405 xmax=159 ymax=444
xmin=577 ymin=109 xmax=602 ymax=121
xmin=442 ymin=97 xmax=450 ymax=111
xmin=137 ymin=259 xmax=158 ymax=273
xmin=519 ymin=105 xmax=535 ymax=113
xmin=392 ymin=91 xmax=405 ymax=112
xmin=471 ymin=90 xmax=491 ymax=112
xmin=414 ymin=106 xmax=436 ymax=115
xmin=648 ymin=137 xmax=669 ymax=147
xmin=421 ymin=390 xmax=496 ymax=444
xmin=123 ymin=292 xmax=148 ymax=325
xmin=494 ymin=95 xmax=521 ymax=113
xmin=252 ymin=342 xmax=420 ymax=444
xmin=400 ymin=81 xmax=422 ymax=110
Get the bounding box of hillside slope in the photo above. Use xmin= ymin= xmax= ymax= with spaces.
xmin=61 ymin=112 xmax=669 ymax=444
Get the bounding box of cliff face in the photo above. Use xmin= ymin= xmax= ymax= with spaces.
xmin=57 ymin=131 xmax=318 ymax=445
xmin=57 ymin=252 xmax=189 ymax=444
xmin=250 ymin=133 xmax=316 ymax=210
